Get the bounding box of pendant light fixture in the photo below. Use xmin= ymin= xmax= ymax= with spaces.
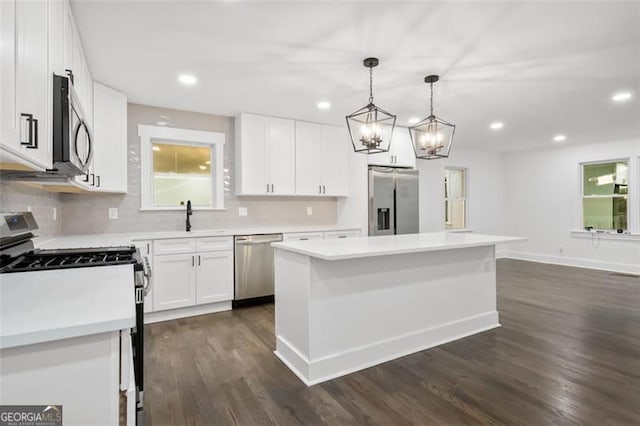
xmin=346 ymin=57 xmax=397 ymax=154
xmin=409 ymin=75 xmax=455 ymax=160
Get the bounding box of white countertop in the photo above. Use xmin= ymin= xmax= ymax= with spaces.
xmin=36 ymin=225 xmax=361 ymax=250
xmin=0 ymin=265 xmax=136 ymax=349
xmin=272 ymin=232 xmax=526 ymax=261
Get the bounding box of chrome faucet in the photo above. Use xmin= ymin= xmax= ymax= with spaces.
xmin=186 ymin=200 xmax=192 ymax=232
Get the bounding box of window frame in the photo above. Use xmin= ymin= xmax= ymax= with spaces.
xmin=580 ymin=158 xmax=629 ymax=231
xmin=444 ymin=166 xmax=468 ymax=230
xmin=138 ymin=124 xmax=225 ymax=211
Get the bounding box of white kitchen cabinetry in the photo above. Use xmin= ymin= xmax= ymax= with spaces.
xmin=235 ymin=113 xmax=296 ymax=195
xmin=92 ymin=82 xmax=128 ymax=193
xmin=295 ymin=122 xmax=349 ymax=196
xmin=153 ymin=253 xmax=196 ymax=311
xmin=0 ymin=0 xmax=53 ymax=170
xmin=195 ymin=251 xmax=234 ymax=305
xmin=368 ymin=127 xmax=416 ymax=168
xmin=152 ymin=237 xmax=234 ymax=312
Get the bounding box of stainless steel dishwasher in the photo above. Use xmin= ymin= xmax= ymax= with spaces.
xmin=234 ymin=233 xmax=283 ymax=306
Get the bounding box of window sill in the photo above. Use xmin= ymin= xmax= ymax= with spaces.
xmin=446 ymin=228 xmax=473 ymax=233
xmin=570 ymin=230 xmax=640 ymax=241
xmin=139 ymin=207 xmax=227 ymax=212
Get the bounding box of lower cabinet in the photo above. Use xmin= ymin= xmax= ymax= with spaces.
xmin=195 ymin=251 xmax=234 ymax=305
xmin=153 ymin=253 xmax=196 ymax=311
xmin=151 ymin=237 xmax=234 ymax=312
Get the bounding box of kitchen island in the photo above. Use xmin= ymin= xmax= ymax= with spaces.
xmin=272 ymin=232 xmax=525 ymax=385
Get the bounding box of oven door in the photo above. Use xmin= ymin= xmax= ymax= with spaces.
xmin=68 ymin=85 xmax=93 ymax=174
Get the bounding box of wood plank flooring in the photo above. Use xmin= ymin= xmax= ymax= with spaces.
xmin=144 ymin=259 xmax=640 ymax=425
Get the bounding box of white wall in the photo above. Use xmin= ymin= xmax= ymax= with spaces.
xmin=417 ymin=148 xmax=506 ymax=235
xmin=337 ymin=147 xmax=507 ymax=238
xmin=502 ymin=138 xmax=640 ymax=274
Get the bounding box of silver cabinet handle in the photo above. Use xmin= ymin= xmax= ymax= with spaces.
xmin=198 ymin=255 xmax=201 ymax=266
xmin=338 ymin=235 xmax=347 ymax=238
xmin=192 ymin=256 xmax=195 ymax=267
xmin=266 ymin=183 xmax=270 ymax=193
xmin=299 ymin=237 xmax=309 ymax=241
xmin=146 ymin=243 xmax=150 ymax=255
xmin=271 ymin=184 xmax=274 ymax=192
xmin=319 ymin=185 xmax=322 ymax=194
xmin=323 ymin=185 xmax=326 ymax=194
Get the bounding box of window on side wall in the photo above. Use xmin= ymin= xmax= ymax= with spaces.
xmin=445 ymin=167 xmax=466 ymax=230
xmin=139 ymin=125 xmax=225 ymax=210
xmin=582 ymin=160 xmax=628 ymax=230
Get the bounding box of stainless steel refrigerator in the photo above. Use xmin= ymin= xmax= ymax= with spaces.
xmin=368 ymin=167 xmax=419 ymax=236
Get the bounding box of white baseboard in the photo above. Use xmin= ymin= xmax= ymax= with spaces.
xmin=275 ymin=311 xmax=500 ymax=386
xmin=500 ymin=250 xmax=640 ymax=275
xmin=144 ymin=301 xmax=232 ymax=324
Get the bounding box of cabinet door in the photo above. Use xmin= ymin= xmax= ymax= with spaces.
xmin=295 ymin=121 xmax=323 ymax=195
xmin=153 ymin=253 xmax=196 ymax=311
xmin=321 ymin=125 xmax=349 ymax=196
xmin=195 ymin=251 xmax=233 ymax=305
xmin=92 ymin=82 xmax=127 ymax=193
xmin=0 ymin=0 xmax=19 ymax=150
xmin=14 ymin=0 xmax=51 ymax=169
xmin=267 ymin=117 xmax=295 ymax=195
xmin=236 ymin=113 xmax=268 ymax=194
xmin=392 ymin=129 xmax=416 ymax=168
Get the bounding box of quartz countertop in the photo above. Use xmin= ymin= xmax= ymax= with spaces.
xmin=0 ymin=265 xmax=136 ymax=349
xmin=36 ymin=225 xmax=361 ymax=250
xmin=272 ymin=232 xmax=526 ymax=261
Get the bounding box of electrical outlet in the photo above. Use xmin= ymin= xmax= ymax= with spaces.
xmin=306 ymin=206 xmax=313 ymax=216
xmin=238 ymin=207 xmax=248 ymax=217
xmin=26 ymin=206 xmax=32 ymax=212
xmin=52 ymin=207 xmax=57 ymax=221
xmin=108 ymin=207 xmax=118 ymax=219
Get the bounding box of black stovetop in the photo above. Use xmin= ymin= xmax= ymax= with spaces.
xmin=0 ymin=246 xmax=138 ymax=273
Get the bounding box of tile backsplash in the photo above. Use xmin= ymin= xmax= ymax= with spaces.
xmin=0 ymin=181 xmax=61 ymax=239
xmin=61 ymin=103 xmax=337 ymax=235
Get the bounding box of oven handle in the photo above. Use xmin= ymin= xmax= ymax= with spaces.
xmin=142 ymin=256 xmax=152 ymax=294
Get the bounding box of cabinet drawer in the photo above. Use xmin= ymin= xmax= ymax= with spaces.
xmin=196 ymin=236 xmax=233 ymax=252
xmin=153 ymin=238 xmax=196 ymax=255
xmin=282 ymin=232 xmax=324 ymax=242
xmin=324 ymin=230 xmax=361 ymax=239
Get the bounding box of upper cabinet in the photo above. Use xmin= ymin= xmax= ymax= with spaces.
xmin=295 ymin=122 xmax=349 ymax=196
xmin=236 ymin=113 xmax=350 ymax=197
xmin=91 ymin=82 xmax=128 ymax=193
xmin=235 ymin=113 xmax=295 ymax=195
xmin=0 ymin=0 xmax=52 ymax=170
xmin=368 ymin=128 xmax=416 ymax=168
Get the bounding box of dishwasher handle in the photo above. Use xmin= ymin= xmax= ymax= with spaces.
xmin=235 ymin=234 xmax=283 ymax=246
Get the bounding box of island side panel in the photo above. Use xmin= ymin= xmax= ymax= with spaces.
xmin=306 ymin=245 xmax=498 ymax=384
xmin=274 ymin=248 xmax=312 ymax=381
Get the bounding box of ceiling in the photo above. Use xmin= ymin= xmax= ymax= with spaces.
xmin=72 ymin=0 xmax=640 ymax=152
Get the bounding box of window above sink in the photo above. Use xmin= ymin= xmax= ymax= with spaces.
xmin=138 ymin=125 xmax=225 ymax=210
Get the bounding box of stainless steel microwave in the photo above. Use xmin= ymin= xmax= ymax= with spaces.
xmin=52 ymin=73 xmax=93 ymax=176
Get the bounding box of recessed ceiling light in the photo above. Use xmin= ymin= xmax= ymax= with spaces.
xmin=199 ymin=165 xmax=207 ymax=170
xmin=205 ymin=160 xmax=211 ymax=165
xmin=553 ymin=134 xmax=567 ymax=143
xmin=490 ymin=122 xmax=504 ymax=130
xmin=407 ymin=117 xmax=420 ymax=125
xmin=178 ymin=74 xmax=197 ymax=86
xmin=152 ymin=146 xmax=161 ymax=152
xmin=316 ymin=101 xmax=331 ymax=110
xmin=611 ymin=91 xmax=632 ymax=103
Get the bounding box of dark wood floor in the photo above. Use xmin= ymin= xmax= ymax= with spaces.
xmin=144 ymin=259 xmax=640 ymax=425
